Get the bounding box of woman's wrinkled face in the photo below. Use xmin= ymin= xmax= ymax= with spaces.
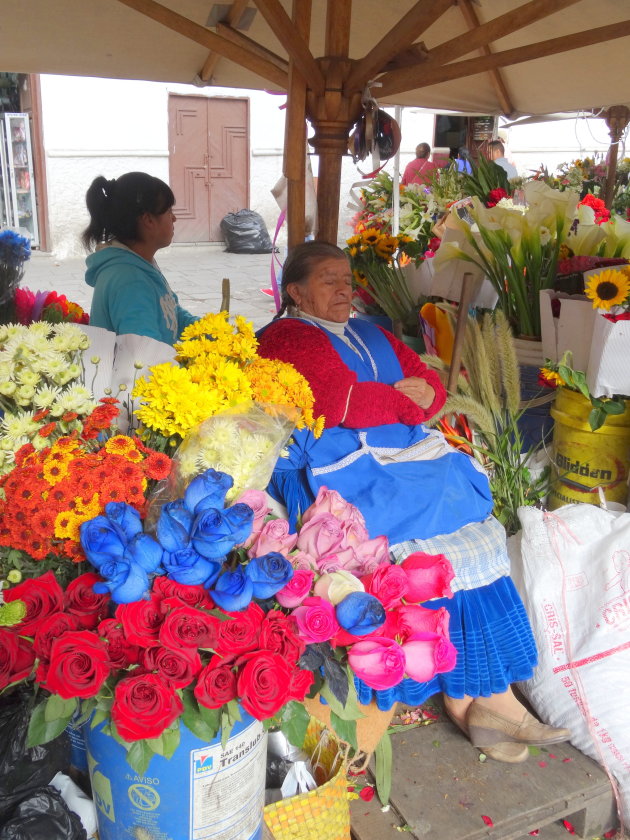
xmin=287 ymin=257 xmax=353 ymax=323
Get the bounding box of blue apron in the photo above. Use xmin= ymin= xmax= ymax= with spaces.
xmin=267 ymin=318 xmax=492 ymax=542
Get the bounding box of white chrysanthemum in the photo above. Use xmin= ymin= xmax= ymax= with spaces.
xmin=539 ymin=226 xmax=551 ymax=246
xmin=32 ymin=434 xmax=50 ymax=451
xmin=1 ymin=411 xmax=39 ymax=439
xmin=33 ymin=385 xmax=62 ymax=408
xmin=52 ymin=368 xmax=80 ymax=386
xmin=50 ymin=386 xmax=96 ymax=416
xmin=27 ymin=322 xmax=52 ymax=339
xmin=16 ymin=368 xmax=41 ymax=387
xmin=51 ymin=323 xmax=90 ymax=352
xmin=42 ymin=357 xmax=67 ymax=377
xmin=15 ymin=385 xmax=36 ymax=402
xmin=0 ymin=381 xmax=17 ymax=397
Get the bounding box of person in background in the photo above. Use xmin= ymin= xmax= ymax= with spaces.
xmin=456 ymin=146 xmax=473 ymax=175
xmin=401 ymin=142 xmax=438 ymax=186
xmin=487 ymin=139 xmax=518 ymax=180
xmin=257 ymin=241 xmax=571 ymax=765
xmin=82 ymin=171 xmax=196 ymax=343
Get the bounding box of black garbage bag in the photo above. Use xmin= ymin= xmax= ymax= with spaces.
xmin=220 ymin=209 xmax=274 ymax=253
xmin=0 ymin=787 xmax=87 ymax=840
xmin=0 ymin=689 xmax=70 ymax=823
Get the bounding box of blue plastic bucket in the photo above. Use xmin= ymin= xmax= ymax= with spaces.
xmin=85 ymin=712 xmax=267 ymax=840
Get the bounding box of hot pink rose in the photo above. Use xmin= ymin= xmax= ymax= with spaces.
xmin=361 ymin=564 xmax=408 ymax=609
xmin=297 ymin=513 xmax=345 ymax=558
xmin=347 ymin=637 xmax=406 ymax=690
xmin=400 ymin=552 xmax=455 ymax=603
xmin=275 ymin=569 xmax=314 ymax=608
xmin=355 ymin=536 xmax=390 ymax=574
xmin=234 ymin=490 xmax=271 ymax=550
xmin=394 ymin=604 xmax=450 ymax=642
xmin=291 ymin=596 xmax=340 ymax=644
xmin=316 ymin=546 xmax=360 ymax=574
xmin=402 ymin=632 xmax=457 ymax=682
xmin=302 ymin=487 xmax=362 ymax=524
xmin=248 ymin=518 xmax=298 ymax=558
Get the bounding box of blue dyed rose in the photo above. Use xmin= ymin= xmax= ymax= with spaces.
xmin=191 ymin=503 xmax=253 ymax=559
xmin=80 ymin=516 xmax=127 ymax=568
xmin=156 ymin=499 xmax=194 ymax=552
xmin=211 ymin=567 xmax=253 ymax=611
xmin=103 ymin=502 xmax=143 ymax=540
xmin=246 ymin=552 xmax=294 ymax=599
xmin=125 ymin=533 xmax=164 ymax=573
xmin=335 ymin=592 xmax=386 ymax=635
xmin=93 ymin=558 xmax=150 ymax=604
xmin=184 ymin=469 xmax=233 ymax=513
xmin=162 ymin=546 xmax=222 ymax=587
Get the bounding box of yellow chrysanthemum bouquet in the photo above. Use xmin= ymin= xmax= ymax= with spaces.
xmin=345 ymin=229 xmax=424 ymax=334
xmin=132 ymin=311 xmax=324 ymax=498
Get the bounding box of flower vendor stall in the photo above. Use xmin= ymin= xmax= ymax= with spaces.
xmin=0 ymin=306 xmax=463 ymax=839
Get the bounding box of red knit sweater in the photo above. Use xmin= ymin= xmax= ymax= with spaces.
xmin=256 ymin=319 xmax=446 ymax=429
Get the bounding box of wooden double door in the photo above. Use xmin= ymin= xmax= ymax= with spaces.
xmin=168 ymin=94 xmax=249 ymax=243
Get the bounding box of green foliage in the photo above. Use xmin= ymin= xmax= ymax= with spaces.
xmin=544 ymin=352 xmax=627 ymax=431
xmin=426 ymin=311 xmax=549 ymax=536
xmin=461 ymin=153 xmax=510 ymax=201
xmin=374 ymin=731 xmax=393 ymax=806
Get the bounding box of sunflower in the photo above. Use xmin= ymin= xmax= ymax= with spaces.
xmin=584 ymin=269 xmax=630 ymax=310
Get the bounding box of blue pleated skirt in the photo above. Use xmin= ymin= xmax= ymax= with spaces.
xmin=354 ymin=575 xmax=538 ymax=711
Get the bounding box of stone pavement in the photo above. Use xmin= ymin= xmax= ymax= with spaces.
xmin=26 ymin=244 xmax=279 ymax=331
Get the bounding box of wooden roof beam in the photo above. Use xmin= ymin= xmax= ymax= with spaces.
xmin=378 ymin=19 xmax=630 ymax=99
xmin=326 ymin=0 xmax=351 ymax=58
xmin=115 ymin=0 xmax=288 ymax=88
xmin=252 ymin=0 xmax=325 ymax=95
xmin=200 ymin=0 xmax=250 ymax=83
xmin=428 ymin=0 xmax=583 ymax=66
xmin=215 ymin=23 xmax=289 ymax=74
xmin=343 ymin=0 xmax=453 ymax=95
xmin=458 ymin=0 xmax=514 ymax=117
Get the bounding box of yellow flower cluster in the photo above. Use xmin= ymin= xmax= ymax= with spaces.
xmin=584 ymin=268 xmax=630 ymax=310
xmin=132 ymin=312 xmax=323 ymax=445
xmin=347 ymin=230 xmax=413 ymax=263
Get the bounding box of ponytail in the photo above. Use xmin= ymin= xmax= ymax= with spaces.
xmin=81 ymin=171 xmax=175 ymax=251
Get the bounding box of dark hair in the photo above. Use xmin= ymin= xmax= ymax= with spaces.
xmin=458 ymin=146 xmax=470 ymax=159
xmin=82 ymin=171 xmax=175 ymax=250
xmin=487 ymin=139 xmax=505 ymax=156
xmin=275 ymin=241 xmax=348 ymax=319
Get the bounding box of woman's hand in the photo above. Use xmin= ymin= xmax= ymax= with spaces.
xmin=393 ymin=377 xmax=435 ymax=410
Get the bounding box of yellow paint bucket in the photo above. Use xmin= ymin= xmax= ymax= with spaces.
xmin=548 ymin=387 xmax=630 ymax=509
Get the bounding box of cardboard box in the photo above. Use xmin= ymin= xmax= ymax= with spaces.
xmin=586 ymin=314 xmax=630 ymax=398
xmin=539 ymin=288 xmax=596 ymax=370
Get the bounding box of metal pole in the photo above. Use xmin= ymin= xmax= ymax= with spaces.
xmin=392 ymin=105 xmax=403 ymax=235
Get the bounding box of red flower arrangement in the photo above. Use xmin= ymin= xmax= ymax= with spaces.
xmin=486 ymin=188 xmax=509 ymax=208
xmin=0 ymin=403 xmax=171 ymax=574
xmin=578 ymin=193 xmax=610 ymax=225
xmin=14 ymin=287 xmax=89 ymax=325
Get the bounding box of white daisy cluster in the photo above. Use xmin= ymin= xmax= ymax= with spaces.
xmin=0 ymin=323 xmax=99 ymax=474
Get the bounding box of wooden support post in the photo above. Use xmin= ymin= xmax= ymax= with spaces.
xmin=283 ymin=0 xmax=311 ymax=248
xmin=603 ymin=105 xmax=630 ymax=210
xmin=221 ymin=278 xmax=230 ymax=313
xmin=447 ymin=273 xmax=475 ymax=393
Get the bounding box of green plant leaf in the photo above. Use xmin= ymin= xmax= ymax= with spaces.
xmin=182 ymin=693 xmax=221 ymax=743
xmin=126 ymin=740 xmax=154 ymax=776
xmin=279 ymin=701 xmax=311 ymax=750
xmin=320 ymin=674 xmax=365 ymax=722
xmin=44 ymin=693 xmax=77 ymax=723
xmin=221 ymin=708 xmax=235 ymax=750
xmin=27 ymin=700 xmax=71 ymax=747
xmin=329 ymin=711 xmax=358 ymax=751
xmin=374 ymin=731 xmax=393 ymax=806
xmin=226 ymin=700 xmax=241 ymax=725
xmin=588 ymin=406 xmax=606 ymax=431
xmin=145 ymin=733 xmax=166 ymax=756
xmin=161 ymin=725 xmax=181 ymax=759
xmin=602 ymin=398 xmax=627 ymax=415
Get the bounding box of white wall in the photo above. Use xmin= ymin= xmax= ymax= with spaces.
xmin=39 ymin=74 xmax=621 ymax=257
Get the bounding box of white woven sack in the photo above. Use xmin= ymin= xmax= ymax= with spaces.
xmin=509 ymin=504 xmax=630 ymax=822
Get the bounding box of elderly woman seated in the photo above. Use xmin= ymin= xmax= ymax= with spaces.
xmin=256 ymin=240 xmax=569 ymax=763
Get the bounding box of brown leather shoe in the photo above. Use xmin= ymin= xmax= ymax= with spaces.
xmin=483 ymin=742 xmax=529 ymax=763
xmin=467 ymin=702 xmax=571 ymax=748
xmin=444 ymin=706 xmax=529 ymax=763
